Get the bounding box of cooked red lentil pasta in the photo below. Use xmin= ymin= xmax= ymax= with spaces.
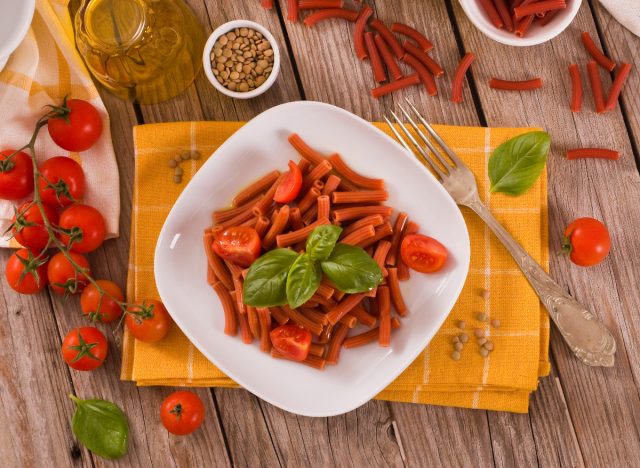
xmin=326 ymin=293 xmax=366 ymax=325
xmin=262 ymin=205 xmax=290 ymax=249
xmin=321 ymin=174 xmax=342 ymax=196
xmin=358 ymin=223 xmax=394 ymax=249
xmin=340 ymin=224 xmax=376 ymax=246
xmin=386 ymin=212 xmax=408 ymax=266
xmin=302 ymin=159 xmax=333 ymax=190
xmin=370 ymin=19 xmax=405 ymax=59
xmin=387 ymin=268 xmax=407 ymax=316
xmin=271 ymin=349 xmax=327 ymax=369
xmin=289 ymin=207 xmax=304 ymax=230
xmin=391 ymin=22 xmax=433 ymax=52
xmin=353 ymin=6 xmax=374 ymax=60
xmin=332 ymin=190 xmax=389 ymax=204
xmin=566 ymin=148 xmax=620 ymax=160
xmin=317 ymin=195 xmax=331 ymax=220
xmin=372 ymin=73 xmax=421 ymax=98
xmin=378 ymin=286 xmax=392 ymax=347
xmin=207 ymin=265 xmax=216 ymax=285
xmin=478 ymin=0 xmax=504 ymax=28
xmin=288 ymin=133 xmax=327 ymax=165
xmin=270 ymin=306 xmax=290 ymax=325
xmin=605 ymin=63 xmax=632 ymax=111
xmin=326 ymin=323 xmax=350 ymax=364
xmin=212 ymin=281 xmax=238 ymax=336
xmin=232 ymin=170 xmax=279 ymax=206
xmin=568 ymin=64 xmax=583 ymax=112
xmin=340 ymin=214 xmax=385 ymax=237
xmin=402 ymin=41 xmax=444 ymax=77
xmin=349 ymin=305 xmax=377 ymax=327
xmin=257 ymin=308 xmax=272 ymax=352
xmin=489 ymin=77 xmax=543 ymax=90
xmin=332 ymin=206 xmax=393 ymax=223
xmin=514 ymin=0 xmax=566 ymax=20
xmin=373 ymin=240 xmax=392 ymax=276
xmin=303 ymin=8 xmax=359 ymax=27
xmin=246 ymin=305 xmax=261 ymax=338
xmin=251 ymin=174 xmax=282 ymax=215
xmin=297 ymin=187 xmax=322 ymax=214
xmin=213 ymin=194 xmax=262 ymax=223
xmin=586 ymin=61 xmax=606 ymax=113
xmin=365 ymin=32 xmax=387 ymax=84
xmin=451 ymin=52 xmax=476 ymax=103
xmin=204 ymin=232 xmax=233 ymax=290
xmin=343 ymin=318 xmax=400 ymax=348
xmin=276 ymin=218 xmax=330 ymax=247
xmin=328 ymin=154 xmax=385 ymax=189
xmin=238 ymin=311 xmax=253 ymax=344
xmin=581 ymin=31 xmax=616 ymax=72
xmin=374 ymin=34 xmax=403 ymax=82
xmin=402 ymin=53 xmax=437 ymax=96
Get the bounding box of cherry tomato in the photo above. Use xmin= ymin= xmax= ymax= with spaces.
xmin=80 ymin=280 xmax=125 ymax=323
xmin=126 ymin=299 xmax=172 ymax=343
xmin=58 ymin=204 xmax=106 ymax=253
xmin=0 ymin=150 xmax=34 ymax=200
xmin=11 ymin=203 xmax=58 ymax=252
xmin=47 ymin=99 xmax=103 ymax=152
xmin=400 ymin=234 xmax=448 ymax=273
xmin=274 ymin=160 xmax=303 ymax=203
xmin=212 ymin=226 xmax=261 ymax=268
xmin=61 ymin=327 xmax=108 ymax=371
xmin=270 ymin=325 xmax=311 ymax=362
xmin=5 ymin=249 xmax=48 ymax=294
xmin=37 ymin=156 xmax=85 ymax=207
xmin=47 ymin=251 xmax=91 ymax=295
xmin=562 ymin=217 xmax=611 ymax=267
xmin=160 ymin=391 xmax=205 ymax=436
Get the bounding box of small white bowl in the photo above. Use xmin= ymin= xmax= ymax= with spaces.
xmin=458 ymin=0 xmax=582 ymax=46
xmin=0 ymin=0 xmax=35 ymax=71
xmin=202 ymin=20 xmax=280 ymax=99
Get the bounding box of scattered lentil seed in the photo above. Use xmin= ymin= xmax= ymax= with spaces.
xmin=457 ymin=320 xmax=466 ymax=329
xmin=480 ymin=348 xmax=490 ymax=358
xmin=480 ymin=289 xmax=490 ymax=300
xmin=174 ymin=167 xmax=184 ymax=176
xmin=491 ymin=319 xmax=501 ymax=328
xmin=452 ymin=335 xmax=460 ymax=345
xmin=459 ymin=333 xmax=469 ymax=344
xmin=474 ymin=328 xmax=485 ymax=338
xmin=168 ymin=159 xmax=177 ymax=168
xmin=451 ymin=350 xmax=461 ymax=361
xmin=477 ymin=337 xmax=487 ymax=346
xmin=191 ymin=151 xmax=201 ymax=160
xmin=476 ymin=312 xmax=488 ymax=322
xmin=174 ymin=155 xmax=183 ymax=162
xmin=454 ymin=342 xmax=463 ymax=351
xmin=173 ymin=175 xmax=182 ymax=184
xmin=484 ymin=341 xmax=494 ymax=351
xmin=180 ymin=151 xmax=191 ymax=160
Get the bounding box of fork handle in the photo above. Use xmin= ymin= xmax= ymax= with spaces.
xmin=467 ymin=198 xmax=616 ymax=367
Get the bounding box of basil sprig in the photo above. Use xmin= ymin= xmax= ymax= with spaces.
xmin=69 ymin=395 xmax=129 ymax=460
xmin=243 ymin=225 xmax=382 ymax=308
xmin=488 ymin=131 xmax=550 ymax=196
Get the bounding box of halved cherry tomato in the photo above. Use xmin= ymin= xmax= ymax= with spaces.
xmin=47 ymin=99 xmax=103 ymax=152
xmin=5 ymin=249 xmax=48 ymax=294
xmin=80 ymin=280 xmax=125 ymax=323
xmin=0 ymin=150 xmax=34 ymax=200
xmin=274 ymin=160 xmax=302 ymax=203
xmin=37 ymin=156 xmax=85 ymax=207
xmin=160 ymin=390 xmax=205 ymax=436
xmin=58 ymin=204 xmax=106 ymax=253
xmin=12 ymin=203 xmax=58 ymax=252
xmin=126 ymin=299 xmax=172 ymax=343
xmin=401 ymin=234 xmax=448 ymax=273
xmin=61 ymin=327 xmax=108 ymax=371
xmin=47 ymin=251 xmax=91 ymax=295
xmin=270 ymin=324 xmax=311 ymax=362
xmin=212 ymin=226 xmax=261 ymax=268
xmin=562 ymin=217 xmax=611 ymax=267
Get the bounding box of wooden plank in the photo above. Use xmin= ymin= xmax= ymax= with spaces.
xmin=451 ymin=1 xmax=640 ymax=464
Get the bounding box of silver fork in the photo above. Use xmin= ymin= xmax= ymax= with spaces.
xmin=386 ymin=98 xmax=616 ymax=367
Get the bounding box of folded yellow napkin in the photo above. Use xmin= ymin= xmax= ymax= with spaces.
xmin=121 ymin=121 xmax=550 ymax=413
xmin=0 ymin=0 xmax=119 ymax=247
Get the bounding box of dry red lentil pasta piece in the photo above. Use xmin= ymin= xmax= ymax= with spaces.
xmin=580 ymin=31 xmax=616 ymax=71
xmin=288 ymin=133 xmax=327 ymax=166
xmin=489 ymin=77 xmax=543 ymax=90
xmin=302 ymin=159 xmax=333 ymax=191
xmin=372 ymin=73 xmax=421 ymax=98
xmin=340 ymin=214 xmax=385 ymax=237
xmin=332 ymin=206 xmax=393 ymax=223
xmin=364 ymin=32 xmax=387 ymax=83
xmin=328 ymin=154 xmax=385 ymax=189
xmin=374 ymin=34 xmax=403 ymax=81
xmin=514 ymin=0 xmax=566 ymax=20
xmin=568 ymin=64 xmax=583 ymax=112
xmin=386 ymin=212 xmax=408 ymax=266
xmin=281 ymin=306 xmax=324 ymax=336
xmin=349 ymin=305 xmax=377 ymax=327
xmin=340 ymin=224 xmax=376 ymax=246
xmin=605 ymin=63 xmax=632 ymax=111
xmin=298 ymin=0 xmax=343 ymax=9
xmin=343 ymin=318 xmax=400 ymax=348
xmin=370 ymin=19 xmax=404 ymax=58
xmin=358 ymin=223 xmax=394 ymax=249
xmin=212 ymin=281 xmax=238 ymax=336
xmin=309 ymin=343 xmax=327 ymax=358
xmin=262 ymin=205 xmax=290 ymax=249
xmin=326 ymin=293 xmax=366 ymax=325
xmin=391 ymin=22 xmax=433 ymax=52
xmin=478 ymin=0 xmax=504 ymax=28
xmin=326 ymin=323 xmax=350 ymax=364
xmin=402 ymin=41 xmax=444 ymax=77
xmin=261 ymin=0 xmax=273 ymax=9
xmin=238 ymin=311 xmax=253 ymax=344
xmin=332 ymin=190 xmax=388 ymax=204
xmin=297 ymin=187 xmax=322 ymax=215
xmin=494 ymin=0 xmax=514 ymax=31
xmin=271 ymin=349 xmax=327 ymax=369
xmin=257 ymin=308 xmax=273 ymax=352
xmin=566 ymin=148 xmax=620 ymax=160
xmin=387 ymin=268 xmax=407 ymax=316
xmin=586 ymin=61 xmax=606 ymax=113
xmin=321 ymin=174 xmax=342 ymax=196
xmin=373 ymin=240 xmax=392 ymax=276
xmin=276 ymin=218 xmax=330 ymax=247
xmin=353 ymin=6 xmax=374 ymax=60
xmin=402 ymin=53 xmax=437 ymax=96
xmin=246 ymin=305 xmax=261 ymax=338
xmin=451 ymin=52 xmax=476 ymax=103
xmin=204 ymin=232 xmax=234 ymax=290
xmin=213 ymin=194 xmax=262 ymax=223
xmin=378 ymin=285 xmax=391 ymax=347
xmin=515 ymin=15 xmax=534 ymax=37
xmin=303 ymin=8 xmax=359 ymax=27
xmin=538 ymin=8 xmax=559 ymax=25
xmin=287 ymin=0 xmax=298 ymax=21
xmin=232 ymin=170 xmax=280 ymax=207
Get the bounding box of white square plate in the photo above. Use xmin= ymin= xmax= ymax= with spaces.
xmin=155 ymin=101 xmax=470 ymax=416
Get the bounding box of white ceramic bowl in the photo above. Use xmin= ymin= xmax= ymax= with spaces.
xmin=155 ymin=101 xmax=470 ymax=417
xmin=458 ymin=0 xmax=582 ymax=46
xmin=202 ymin=20 xmax=281 ymax=99
xmin=0 ymin=0 xmax=35 ymax=71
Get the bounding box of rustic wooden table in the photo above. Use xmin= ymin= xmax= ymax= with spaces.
xmin=2 ymin=0 xmax=640 ymax=466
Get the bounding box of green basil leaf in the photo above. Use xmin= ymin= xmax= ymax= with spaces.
xmin=321 ymin=243 xmax=383 ymax=294
xmin=488 ymin=131 xmax=550 ymax=196
xmin=243 ymin=249 xmax=299 ymax=307
xmin=306 ymin=225 xmax=343 ymax=261
xmin=69 ymin=395 xmax=128 ymax=460
xmin=286 ymin=253 xmax=322 ymax=309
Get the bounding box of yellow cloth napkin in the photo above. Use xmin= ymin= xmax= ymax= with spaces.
xmin=121 ymin=121 xmax=550 ymax=413
xmin=0 ymin=0 xmax=119 ymax=247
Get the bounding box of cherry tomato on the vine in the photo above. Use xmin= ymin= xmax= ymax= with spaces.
xmin=37 ymin=156 xmax=85 ymax=207
xmin=160 ymin=391 xmax=205 ymax=436
xmin=80 ymin=280 xmax=125 ymax=323
xmin=47 ymin=251 xmax=91 ymax=295
xmin=0 ymin=149 xmax=34 ymax=200
xmin=11 ymin=202 xmax=58 ymax=252
xmin=400 ymin=234 xmax=448 ymax=273
xmin=58 ymin=204 xmax=106 ymax=253
xmin=212 ymin=226 xmax=261 ymax=268
xmin=562 ymin=217 xmax=611 ymax=267
xmin=5 ymin=249 xmax=48 ymax=294
xmin=125 ymin=299 xmax=172 ymax=343
xmin=61 ymin=327 xmax=108 ymax=371
xmin=47 ymin=99 xmax=103 ymax=152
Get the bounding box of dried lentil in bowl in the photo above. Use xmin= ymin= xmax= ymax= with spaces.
xmin=211 ymin=27 xmax=274 ymax=93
